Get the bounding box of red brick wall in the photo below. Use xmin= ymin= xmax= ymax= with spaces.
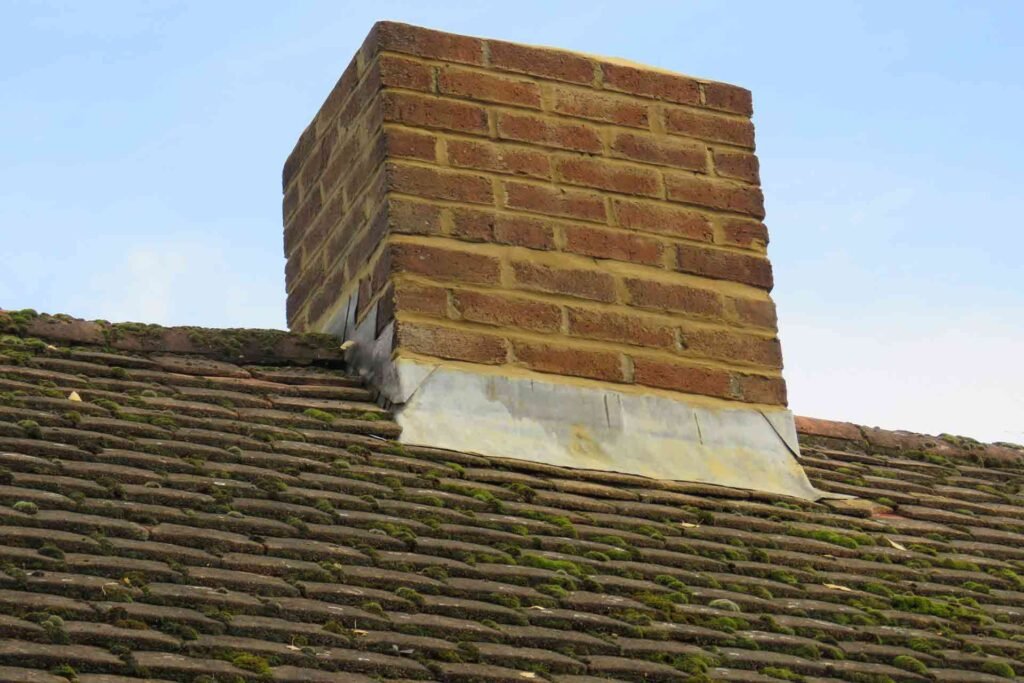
xmin=283 ymin=22 xmax=786 ymax=406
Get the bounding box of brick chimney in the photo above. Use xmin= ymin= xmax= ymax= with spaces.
xmin=282 ymin=22 xmax=824 ymax=499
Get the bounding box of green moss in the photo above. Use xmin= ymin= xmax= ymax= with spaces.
xmin=38 ymin=544 xmax=64 ymax=560
xmin=17 ymin=419 xmax=42 ymax=439
xmin=227 ymin=652 xmax=271 ymax=675
xmin=980 ymin=660 xmax=1016 ymax=678
xmin=708 ymin=598 xmax=741 ymax=612
xmin=537 ymin=583 xmax=569 ymax=599
xmin=962 ymin=580 xmax=991 ymax=594
xmin=395 ymin=587 xmax=424 ymax=606
xmin=760 ymin=667 xmax=805 ymax=682
xmin=0 ymin=309 xmax=39 ymax=334
xmin=13 ymin=500 xmax=38 ymax=515
xmin=518 ymin=553 xmax=588 ymax=577
xmin=303 ymin=408 xmax=336 ymax=423
xmin=892 ymin=655 xmax=928 ymax=675
xmin=788 ymin=527 xmax=864 ymax=549
xmin=492 ymin=593 xmax=521 ymax=609
xmin=504 ymin=482 xmax=536 ymax=502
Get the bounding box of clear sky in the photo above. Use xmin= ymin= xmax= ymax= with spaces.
xmin=2 ymin=1 xmax=1021 ymax=444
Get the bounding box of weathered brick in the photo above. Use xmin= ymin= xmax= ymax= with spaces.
xmin=438 ymin=67 xmax=542 ymax=108
xmin=312 ymin=58 xmax=360 ymax=137
xmin=284 ymin=124 xmax=317 ymax=191
xmin=384 ymin=127 xmax=437 ymax=162
xmin=610 ymin=131 xmax=706 ymax=172
xmin=632 ymin=358 xmax=732 ymax=399
xmin=664 ymin=107 xmax=754 ymax=148
xmin=728 ymin=296 xmax=777 ymax=329
xmin=453 ymin=290 xmax=561 ymax=333
xmin=624 ymin=278 xmax=723 ymax=318
xmin=679 ymin=328 xmax=782 ymax=368
xmin=555 ymin=157 xmax=661 ymax=198
xmin=601 ymin=62 xmax=700 ymax=105
xmin=717 ymin=217 xmax=768 ymax=251
xmin=503 ymin=181 xmax=606 ymax=223
xmin=513 ymin=341 xmax=624 ymax=382
xmin=675 ymin=244 xmax=773 ymax=290
xmin=613 ymin=199 xmax=713 ymax=242
xmin=447 ymin=139 xmax=551 ymax=179
xmin=702 ymin=81 xmax=753 ymax=116
xmin=378 ymin=53 xmax=434 ymax=92
xmin=387 ymin=197 xmax=444 ymax=236
xmin=386 ymin=162 xmax=494 ymax=205
xmin=394 ymin=281 xmax=449 ymax=318
xmin=395 ymin=321 xmax=508 ymax=364
xmin=713 ymin=149 xmax=759 ymax=183
xmin=391 ymin=242 xmax=501 ymax=285
xmin=374 ymin=22 xmax=485 ymax=65
xmin=562 ymin=225 xmax=663 ymax=267
xmin=307 ymin=266 xmax=350 ymax=325
xmin=282 ymin=183 xmax=300 ymax=222
xmin=488 ymin=41 xmax=595 ymax=84
xmin=550 ymin=87 xmax=649 ymax=128
xmin=567 ymin=308 xmax=675 ymax=349
xmin=511 ymin=261 xmax=616 ymax=303
xmin=664 ymin=173 xmax=764 ymax=218
xmin=496 ymin=112 xmax=602 ymax=153
xmin=284 ymin=186 xmax=323 ymax=256
xmin=735 ymin=373 xmax=787 ymax=405
xmin=450 ymin=208 xmax=556 ymax=250
xmin=382 ymin=91 xmax=488 ymax=135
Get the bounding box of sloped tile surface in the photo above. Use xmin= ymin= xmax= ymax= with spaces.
xmin=0 ymin=311 xmax=1023 ymax=682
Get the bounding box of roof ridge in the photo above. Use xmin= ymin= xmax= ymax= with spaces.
xmin=0 ymin=309 xmax=345 ymax=366
xmin=795 ymin=414 xmax=1023 ymax=468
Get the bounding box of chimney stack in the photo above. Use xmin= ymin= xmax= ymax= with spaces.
xmin=283 ymin=22 xmax=822 ymax=499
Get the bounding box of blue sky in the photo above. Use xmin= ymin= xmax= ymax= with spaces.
xmin=2 ymin=1 xmax=1022 ymax=443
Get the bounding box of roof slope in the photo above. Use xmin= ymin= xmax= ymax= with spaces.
xmin=1 ymin=311 xmax=1023 ymax=683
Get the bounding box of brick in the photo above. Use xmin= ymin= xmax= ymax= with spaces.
xmin=488 ymin=41 xmax=595 ymax=84
xmin=384 ymin=127 xmax=437 ymax=162
xmin=391 ymin=242 xmax=501 ymax=285
xmin=453 ymin=290 xmax=561 ymax=332
xmin=624 ymin=277 xmax=723 ymax=318
xmin=450 ymin=208 xmax=556 ymax=250
xmin=282 ymin=183 xmax=300 ymax=222
xmin=395 ymin=321 xmax=508 ymax=364
xmin=283 ymin=187 xmax=323 ymax=256
xmin=601 ymin=63 xmax=700 ymax=105
xmin=286 ymin=258 xmax=325 ymax=324
xmin=376 ymin=282 xmax=396 ymax=334
xmin=664 ymin=107 xmax=754 ymax=148
xmin=609 ymin=131 xmax=706 ymax=172
xmin=550 ymin=87 xmax=648 ymax=128
xmin=377 ymin=53 xmax=434 ymax=91
xmin=298 ymin=126 xmax=339 ymax=196
xmin=438 ymin=67 xmax=541 ymax=108
xmin=341 ymin=206 xmax=390 ymax=277
xmin=447 ymin=139 xmax=551 ymax=180
xmin=387 ymin=197 xmax=444 ymax=236
xmin=735 ymin=373 xmax=787 ymax=405
xmin=496 ymin=112 xmax=602 ymax=153
xmin=555 ymin=157 xmax=661 ymax=198
xmin=664 ymin=173 xmax=764 ymax=218
xmin=313 ymin=58 xmax=359 ymax=137
xmin=504 ymin=181 xmax=606 ymax=223
xmin=679 ymin=328 xmax=782 ymax=368
xmin=632 ymin=358 xmax=732 ymax=399
xmin=613 ymin=199 xmax=713 ymax=242
xmin=394 ymin=281 xmax=449 ymax=318
xmin=307 ymin=267 xmax=349 ymax=325
xmin=386 ymin=163 xmax=494 ymax=205
xmin=702 ymin=81 xmax=753 ymax=116
xmin=717 ymin=217 xmax=768 ymax=251
xmin=374 ymin=22 xmax=485 ymax=65
xmin=284 ymin=124 xmax=317 ymax=191
xmin=382 ymin=91 xmax=488 ymax=135
xmin=321 ymin=194 xmax=374 ymax=268
xmin=675 ymin=244 xmax=773 ymax=290
xmin=511 ymin=261 xmax=616 ymax=302
xmin=512 ymin=341 xmax=624 ymax=382
xmin=567 ymin=308 xmax=674 ymax=349
xmin=728 ymin=296 xmax=777 ymax=329
xmin=713 ymin=149 xmax=759 ymax=183
xmin=562 ymin=225 xmax=663 ymax=267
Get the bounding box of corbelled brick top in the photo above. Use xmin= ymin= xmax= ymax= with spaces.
xmin=1 ymin=311 xmax=1023 ymax=682
xmin=283 ymin=21 xmax=785 ymax=407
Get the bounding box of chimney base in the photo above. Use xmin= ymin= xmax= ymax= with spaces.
xmin=336 ymin=296 xmax=833 ymax=501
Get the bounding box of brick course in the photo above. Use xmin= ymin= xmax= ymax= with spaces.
xmin=283 ymin=21 xmax=787 ymax=406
